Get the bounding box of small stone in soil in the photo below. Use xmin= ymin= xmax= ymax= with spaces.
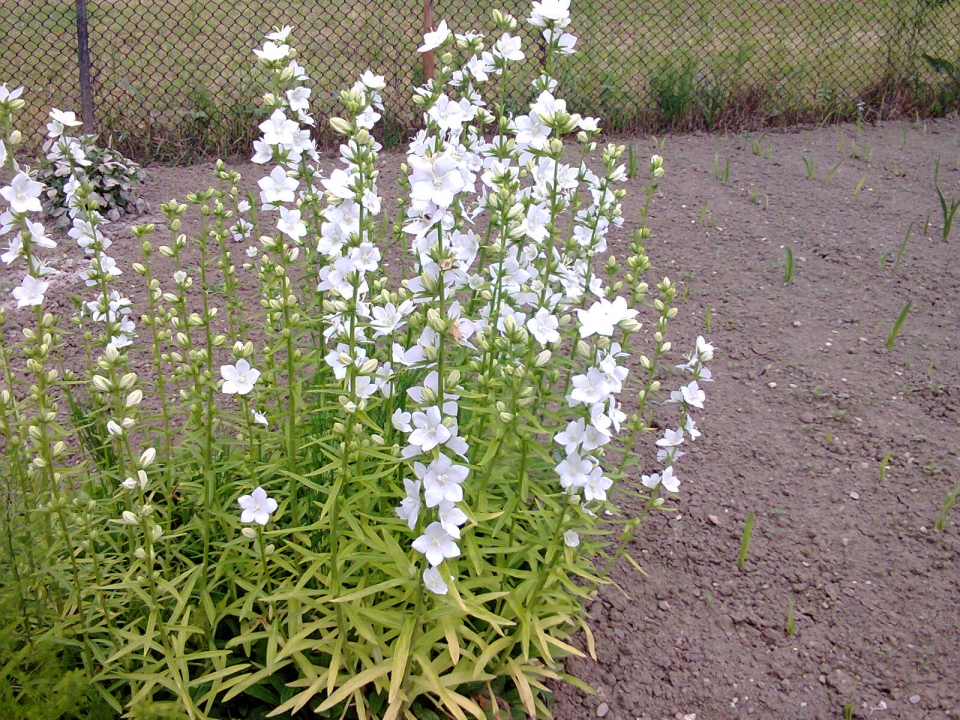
xmin=596 ymin=701 xmax=609 ymax=717
xmin=909 ymin=695 xmax=921 ymax=704
xmin=708 ymin=514 xmax=721 ymax=525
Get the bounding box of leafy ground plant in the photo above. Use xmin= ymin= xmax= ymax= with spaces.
xmin=32 ymin=129 xmax=148 ymax=228
xmin=0 ymin=3 xmax=713 ymax=719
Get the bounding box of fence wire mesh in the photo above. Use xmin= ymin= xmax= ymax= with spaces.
xmin=3 ymin=0 xmax=960 ymax=160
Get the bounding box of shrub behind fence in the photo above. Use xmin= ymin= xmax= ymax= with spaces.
xmin=4 ymin=0 xmax=960 ymax=160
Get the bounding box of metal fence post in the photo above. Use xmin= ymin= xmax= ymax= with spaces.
xmin=75 ymin=0 xmax=95 ymax=130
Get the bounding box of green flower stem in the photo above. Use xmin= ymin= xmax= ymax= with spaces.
xmin=138 ymin=249 xmax=176 ymax=499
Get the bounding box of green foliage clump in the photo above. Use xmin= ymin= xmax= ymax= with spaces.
xmin=0 ymin=596 xmax=114 ymax=720
xmin=35 ymin=133 xmax=148 ymax=228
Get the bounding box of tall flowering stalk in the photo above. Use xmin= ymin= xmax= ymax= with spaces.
xmin=0 ymin=4 xmax=716 ymax=719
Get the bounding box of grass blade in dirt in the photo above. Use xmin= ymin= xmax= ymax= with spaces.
xmin=935 ymin=184 xmax=959 ymax=242
xmin=783 ymin=247 xmax=794 ymax=284
xmin=935 ymin=485 xmax=959 ymax=531
xmin=0 ymin=5 xmax=717 ymax=718
xmin=738 ymin=511 xmax=755 ymax=570
xmin=853 ymin=173 xmax=868 ymax=200
xmin=892 ymin=223 xmax=913 ymax=275
xmin=885 ymin=299 xmax=913 ymax=349
xmin=823 ymin=160 xmax=842 ymax=187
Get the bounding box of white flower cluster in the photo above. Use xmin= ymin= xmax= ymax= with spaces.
xmin=228 ymin=0 xmax=710 ymax=597
xmin=392 ymin=2 xmax=641 ymax=585
xmin=641 ymin=336 xmax=714 ymax=494
xmin=0 ymin=87 xmax=60 ymax=310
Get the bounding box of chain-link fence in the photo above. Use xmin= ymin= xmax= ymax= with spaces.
xmin=3 ymin=0 xmax=960 ymax=161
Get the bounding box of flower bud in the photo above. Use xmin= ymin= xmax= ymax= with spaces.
xmin=125 ymin=389 xmax=143 ymax=408
xmin=119 ymin=373 xmax=137 ymax=390
xmin=121 ymin=510 xmax=138 ymax=525
xmin=329 ymin=117 xmax=353 ymax=135
xmin=139 ymin=447 xmax=157 ymax=468
xmin=535 ymin=350 xmax=552 ymax=366
xmin=241 ymin=527 xmax=257 ymax=539
xmin=104 ymin=345 xmax=120 ymax=363
xmin=134 ymin=547 xmax=147 ymax=560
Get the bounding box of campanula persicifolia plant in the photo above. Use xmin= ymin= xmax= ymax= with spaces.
xmin=0 ymin=2 xmax=714 ymax=718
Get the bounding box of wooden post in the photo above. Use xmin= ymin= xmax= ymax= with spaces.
xmin=75 ymin=0 xmax=95 ymax=130
xmin=422 ymin=0 xmax=435 ymax=83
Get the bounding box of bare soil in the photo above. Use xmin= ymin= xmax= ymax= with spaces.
xmin=3 ymin=115 xmax=959 ymax=720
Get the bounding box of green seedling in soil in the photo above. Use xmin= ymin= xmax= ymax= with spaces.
xmin=839 ymin=128 xmax=846 ymax=154
xmin=851 ymin=144 xmax=873 ymax=164
xmin=714 ymin=154 xmax=730 ymax=184
xmin=892 ymin=223 xmax=913 ymax=275
xmin=786 ymin=597 xmax=796 ymax=637
xmin=627 ymin=143 xmax=638 ymax=179
xmin=699 ymin=199 xmax=709 ymax=224
xmin=784 ymin=247 xmax=794 ymax=283
xmin=823 ymin=160 xmax=842 ymax=187
xmin=878 ymin=250 xmax=889 ymax=269
xmin=853 ymin=173 xmax=868 ymax=200
xmin=923 ymin=213 xmax=930 ymax=235
xmin=933 ymin=155 xmax=940 ymax=186
xmin=843 ymin=703 xmax=854 ymax=720
xmin=824 ymin=428 xmax=833 ymax=444
xmin=885 ymin=299 xmax=913 ymax=350
xmin=879 ymin=453 xmax=892 ymax=482
xmin=935 ymin=484 xmax=959 ymax=531
xmin=935 ymin=184 xmax=959 ymax=242
xmin=802 ymin=155 xmax=815 ymax=180
xmin=902 ymin=119 xmax=908 ymax=149
xmin=749 ymin=131 xmax=768 ymax=156
xmin=652 ymin=135 xmax=666 ymax=151
xmin=704 ymin=307 xmax=712 ymax=332
xmin=764 ymin=146 xmax=773 ymax=160
xmin=749 ymin=189 xmax=759 ymax=204
xmin=737 ymin=511 xmax=755 ymax=570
